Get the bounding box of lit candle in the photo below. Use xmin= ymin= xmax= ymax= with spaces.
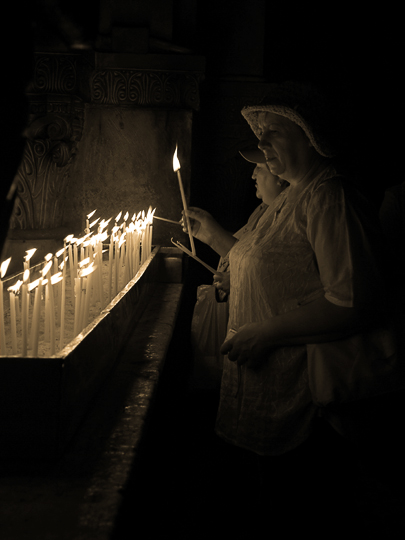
xmin=8 ymin=281 xmax=19 ymax=355
xmin=173 ymin=145 xmax=195 ymax=255
xmin=80 ymin=263 xmax=95 ymax=330
xmin=114 ymin=232 xmax=119 ymax=298
xmin=86 ymin=209 xmax=97 ymax=233
xmin=59 ymin=256 xmax=67 ymax=349
xmin=73 ymin=240 xmax=78 ymax=283
xmin=118 ymin=235 xmax=125 ymax=289
xmin=30 ymin=278 xmax=42 ymax=357
xmin=108 ymin=227 xmax=114 ymax=304
xmin=24 ymin=249 xmax=37 ymax=280
xmin=0 ymin=257 xmax=11 ymax=355
xmin=42 ymin=260 xmax=52 ymax=346
xmin=21 ymin=269 xmax=30 ymax=356
xmin=73 ymin=277 xmax=82 ymax=337
xmin=65 ymin=234 xmax=74 ymax=298
xmin=49 ymin=273 xmax=62 ymax=355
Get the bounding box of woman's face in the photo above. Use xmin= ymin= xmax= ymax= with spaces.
xmin=257 ymin=112 xmax=317 ymax=183
xmin=252 ymin=162 xmax=282 ymax=205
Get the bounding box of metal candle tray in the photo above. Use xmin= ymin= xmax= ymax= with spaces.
xmin=0 ymin=246 xmax=184 ymax=460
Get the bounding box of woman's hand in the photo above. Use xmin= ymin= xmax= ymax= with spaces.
xmin=213 ymin=271 xmax=230 ymax=295
xmin=181 ymin=207 xmax=218 ymax=245
xmin=220 ymin=322 xmax=273 ymax=369
xmin=182 ymin=207 xmax=238 ymax=256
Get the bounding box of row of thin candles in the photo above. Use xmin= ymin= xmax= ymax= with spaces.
xmin=0 ymin=207 xmax=155 ymax=357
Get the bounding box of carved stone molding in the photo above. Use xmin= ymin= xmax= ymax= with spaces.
xmin=27 ymin=54 xmax=78 ymax=94
xmin=91 ymin=69 xmax=202 ymax=110
xmin=11 ymin=102 xmax=85 ymax=230
xmin=11 ymin=52 xmax=87 ymax=231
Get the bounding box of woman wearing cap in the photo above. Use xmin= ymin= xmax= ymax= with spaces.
xmin=185 ymin=81 xmax=390 ymax=460
xmin=205 ymin=148 xmax=288 ymax=297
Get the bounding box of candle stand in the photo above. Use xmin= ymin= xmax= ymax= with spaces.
xmin=0 ymin=246 xmax=185 ymax=459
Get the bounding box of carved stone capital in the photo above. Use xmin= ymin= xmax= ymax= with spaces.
xmin=91 ymin=69 xmax=202 ymax=110
xmin=11 ymin=53 xmax=87 ymax=230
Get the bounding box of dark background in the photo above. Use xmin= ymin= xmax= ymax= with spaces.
xmin=3 ymin=1 xmax=403 ymax=267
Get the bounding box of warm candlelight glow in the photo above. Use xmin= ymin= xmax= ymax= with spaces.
xmin=1 ymin=257 xmax=11 ymax=278
xmin=42 ymin=261 xmax=52 ymax=277
xmin=173 ymin=145 xmax=181 ymax=172
xmin=1 ymin=203 xmax=157 ymax=357
xmin=28 ymin=279 xmax=40 ymax=292
xmin=173 ymin=145 xmax=195 ymax=255
xmin=89 ymin=217 xmax=100 ymax=229
xmin=79 ymin=257 xmax=90 ymax=268
xmin=79 ymin=262 xmax=96 ymax=278
xmin=51 ymin=273 xmax=63 ymax=285
xmin=25 ymin=248 xmax=37 ymax=262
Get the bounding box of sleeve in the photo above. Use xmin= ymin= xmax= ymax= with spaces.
xmin=306 ymin=178 xmax=384 ymax=308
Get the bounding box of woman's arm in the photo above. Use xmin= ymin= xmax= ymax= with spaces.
xmin=220 ymin=295 xmax=375 ymax=367
xmin=183 ymin=207 xmax=237 ymax=257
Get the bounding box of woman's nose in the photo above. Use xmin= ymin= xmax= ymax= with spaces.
xmin=258 ymin=138 xmax=267 ymax=151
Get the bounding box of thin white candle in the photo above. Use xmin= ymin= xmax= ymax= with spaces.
xmin=8 ymin=287 xmax=18 ymax=355
xmin=73 ymin=277 xmax=82 ymax=336
xmin=108 ymin=229 xmax=113 ymax=304
xmin=30 ymin=277 xmax=43 ymax=357
xmin=60 ymin=258 xmax=66 ymax=349
xmin=21 ymin=269 xmax=30 ymax=356
xmin=173 ymin=146 xmax=195 ymax=255
xmin=0 ymin=257 xmax=11 ymax=355
xmin=42 ymin=260 xmax=52 ymax=344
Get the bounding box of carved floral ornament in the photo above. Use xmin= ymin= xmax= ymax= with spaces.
xmin=91 ymin=69 xmax=202 ymax=110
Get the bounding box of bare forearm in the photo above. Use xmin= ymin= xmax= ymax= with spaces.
xmin=207 ymin=226 xmax=238 ymax=257
xmin=259 ymin=296 xmax=368 ymax=347
xmin=221 ymin=292 xmax=380 ymax=367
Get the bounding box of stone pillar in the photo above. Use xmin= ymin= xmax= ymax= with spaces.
xmin=4 ymin=50 xmax=204 ymax=275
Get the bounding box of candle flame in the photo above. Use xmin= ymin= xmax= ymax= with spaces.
xmin=23 ymin=269 xmax=30 ymax=282
xmin=123 ymin=211 xmax=129 ymax=221
xmin=173 ymin=145 xmax=181 ymax=172
xmin=65 ymin=234 xmax=74 ymax=243
xmin=25 ymin=248 xmax=37 ymax=261
xmin=89 ymin=217 xmax=100 ymax=229
xmin=79 ymin=257 xmax=90 ymax=268
xmin=56 ymin=247 xmax=65 ymax=258
xmin=51 ymin=272 xmax=63 ymax=285
xmin=87 ymin=209 xmax=97 ymax=219
xmin=79 ymin=263 xmax=95 ymax=278
xmin=99 ymin=218 xmax=110 ymax=231
xmin=115 ymin=211 xmax=122 ymax=222
xmin=8 ymin=280 xmax=22 ymax=293
xmin=45 ymin=253 xmax=53 ymax=262
xmin=42 ymin=261 xmax=52 ymax=277
xmin=1 ymin=257 xmax=11 ymax=278
xmin=28 ymin=279 xmax=40 ymax=292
